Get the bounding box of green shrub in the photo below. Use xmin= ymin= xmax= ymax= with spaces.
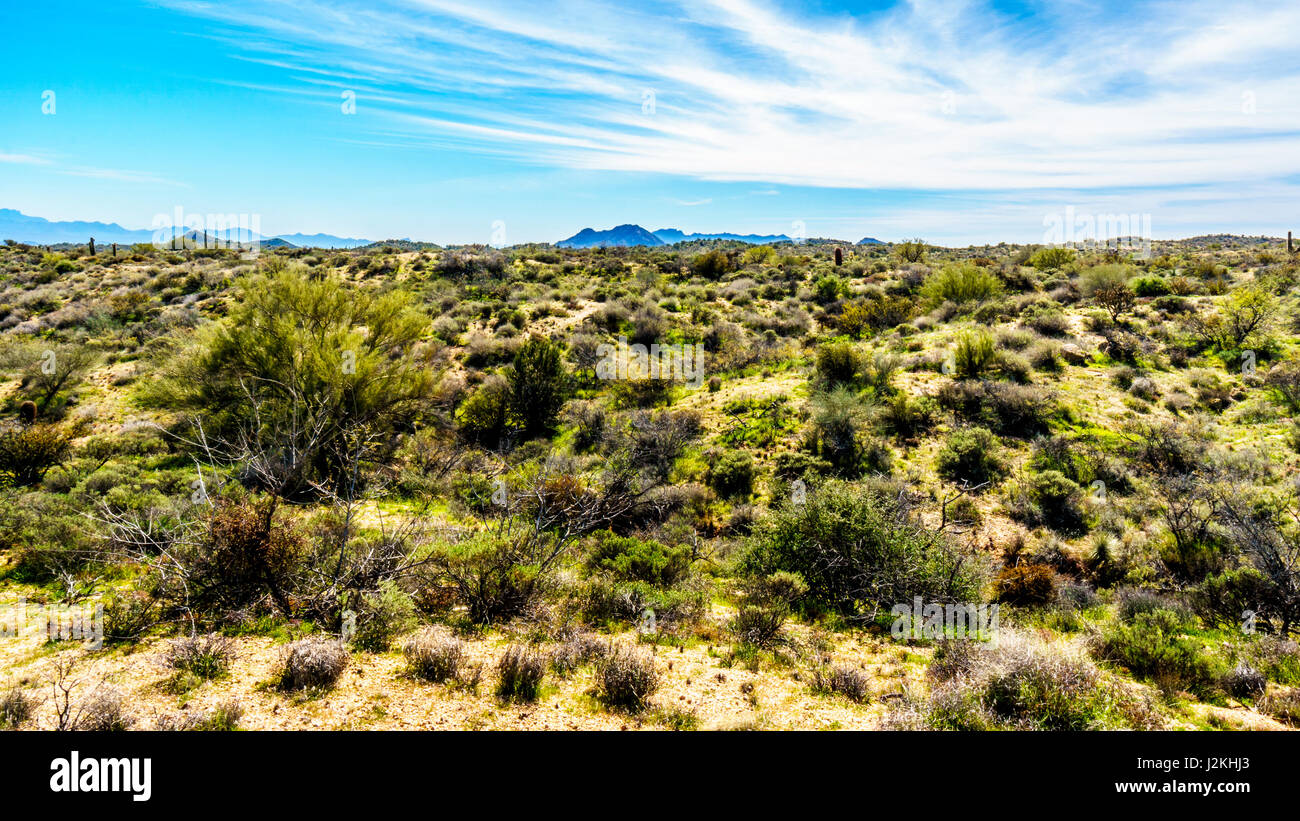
xmin=895 ymin=240 xmax=927 ymax=263
xmin=427 ymin=532 xmax=548 ymax=625
xmin=508 ymin=335 xmax=568 ymax=437
xmin=806 ymin=388 xmax=889 ymax=477
xmin=1079 ymin=263 xmax=1133 ymax=297
xmin=1028 ymin=470 xmax=1087 ymax=533
xmin=936 ymin=427 xmax=1007 ymax=487
xmin=814 ymin=275 xmax=844 ymax=303
xmin=1094 ymin=609 xmax=1217 ymax=693
xmin=1131 ymin=277 xmax=1169 ymax=297
xmin=577 ymin=576 xmax=707 ymax=631
xmin=772 ymin=450 xmax=832 ymax=481
xmin=1190 ymin=567 xmax=1274 ymax=632
xmin=1021 ymin=304 xmax=1070 ymax=336
xmin=1026 ymin=341 xmax=1063 ymax=373
xmin=862 ymin=352 xmax=901 ymax=395
xmin=349 ymin=580 xmax=418 ymax=652
xmin=730 ymin=571 xmax=807 ymax=648
xmin=922 ymin=263 xmax=1003 ymax=306
xmin=936 ymin=380 xmax=1055 ymax=436
xmin=708 ymin=450 xmax=755 ymax=498
xmin=814 ymin=342 xmax=862 ymax=387
xmin=585 ymin=531 xmax=692 ymax=587
xmin=875 ymin=393 xmax=938 ymax=440
xmin=1237 ymin=636 xmax=1300 ymax=685
xmin=740 ymin=480 xmax=982 ymax=621
xmin=838 ymin=296 xmax=914 ymax=337
xmin=953 ymin=330 xmax=996 ymax=379
xmin=0 ymin=420 xmax=82 ymax=487
xmin=143 ymin=267 xmax=435 ymax=501
xmin=1029 ymin=247 xmax=1075 ymax=271
xmin=692 ymin=250 xmax=735 ymax=280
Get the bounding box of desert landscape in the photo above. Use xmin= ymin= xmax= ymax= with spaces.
xmin=1 ymin=233 xmax=1297 ymax=732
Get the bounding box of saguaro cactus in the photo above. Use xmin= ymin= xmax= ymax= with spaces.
xmin=88 ymin=237 xmax=95 ymax=255
xmin=834 ymin=247 xmax=843 ymax=266
xmin=1289 ymin=231 xmax=1294 ymax=254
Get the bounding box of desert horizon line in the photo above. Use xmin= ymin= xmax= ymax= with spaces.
xmin=1 ymin=206 xmax=1293 ymax=250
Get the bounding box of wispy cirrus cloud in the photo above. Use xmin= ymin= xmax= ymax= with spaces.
xmin=1 ymin=149 xmax=183 ymax=185
xmin=155 ymin=0 xmax=1300 ymax=198
xmin=0 ymin=153 xmax=52 ymax=166
xmin=57 ymin=166 xmax=187 ymax=186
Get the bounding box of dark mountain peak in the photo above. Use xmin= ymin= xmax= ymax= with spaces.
xmin=556 ymin=224 xmax=663 ymax=248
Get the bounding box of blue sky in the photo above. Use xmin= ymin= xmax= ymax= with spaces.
xmin=1 ymin=0 xmax=1298 ymax=245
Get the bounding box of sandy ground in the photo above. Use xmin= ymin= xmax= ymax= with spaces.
xmin=0 ymin=596 xmax=922 ymax=731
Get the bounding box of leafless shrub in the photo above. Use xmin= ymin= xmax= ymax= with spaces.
xmin=279 ymin=636 xmax=348 ymax=691
xmin=74 ymin=686 xmax=133 ymax=731
xmin=495 ymin=644 xmax=546 ymax=702
xmin=1222 ymin=663 xmax=1266 ymax=699
xmin=549 ymin=632 xmax=607 ymax=676
xmin=403 ymin=627 xmax=468 ymax=684
xmin=164 ymin=632 xmax=235 ymax=680
xmin=812 ymin=664 xmax=871 ymax=702
xmin=154 ymin=698 xmax=243 ymax=731
xmin=1261 ymin=690 xmax=1300 ymax=727
xmin=1 ymin=685 xmax=33 ymax=729
xmin=928 ymin=637 xmax=984 ymax=683
xmin=898 ymin=630 xmax=1161 ymax=730
xmin=595 ymin=646 xmax=658 ymax=711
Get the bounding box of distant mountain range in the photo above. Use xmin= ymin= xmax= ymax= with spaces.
xmin=557 ymin=224 xmax=800 ymax=248
xmin=556 ymin=224 xmax=664 ymax=248
xmin=273 ymin=232 xmax=372 ymax=249
xmin=0 ymin=209 xmax=372 ymax=249
xmin=651 ymin=228 xmax=794 ymax=245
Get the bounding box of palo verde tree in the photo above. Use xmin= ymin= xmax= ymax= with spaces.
xmin=146 ymin=264 xmax=438 ymax=500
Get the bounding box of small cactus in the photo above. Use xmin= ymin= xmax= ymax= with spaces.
xmin=18 ymin=401 xmax=36 ymax=424
xmin=834 ymin=247 xmax=843 ymax=266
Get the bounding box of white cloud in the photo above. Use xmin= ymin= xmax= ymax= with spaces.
xmin=0 ymin=153 xmax=52 ymax=165
xmin=160 ymin=0 xmax=1300 ymax=195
